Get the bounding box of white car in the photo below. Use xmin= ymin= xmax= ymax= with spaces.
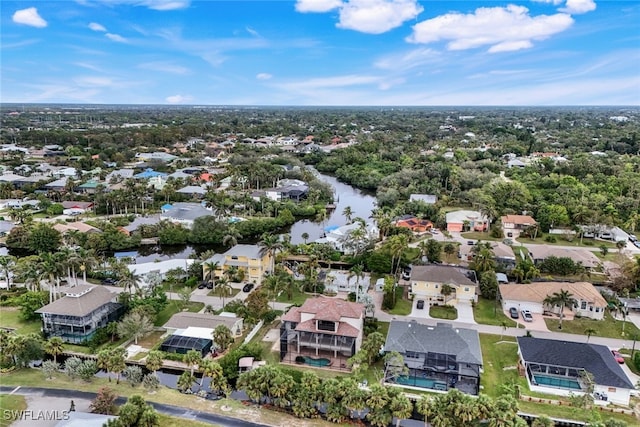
xmin=431 ymin=229 xmax=439 ymax=234
xmin=521 ymin=310 xmax=534 ymax=322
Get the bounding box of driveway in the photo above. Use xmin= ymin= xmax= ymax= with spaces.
xmin=506 ymin=309 xmax=549 ymax=332
xmin=409 ymin=298 xmax=431 ymax=319
xmin=456 ymin=300 xmax=476 ymax=324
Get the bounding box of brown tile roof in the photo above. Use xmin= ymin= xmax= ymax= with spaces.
xmin=35 ymin=285 xmax=116 ymax=317
xmin=499 ymin=282 xmax=607 ymax=307
xmin=281 ymin=297 xmax=364 ymax=323
xmin=527 ymin=246 xmax=601 ymax=268
xmin=295 ymin=319 xmax=361 ymax=337
xmin=163 ymin=312 xmax=238 ymax=330
xmin=501 ymin=215 xmax=536 ymax=225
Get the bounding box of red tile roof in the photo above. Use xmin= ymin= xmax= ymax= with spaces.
xmin=281 ymin=297 xmax=363 ymax=323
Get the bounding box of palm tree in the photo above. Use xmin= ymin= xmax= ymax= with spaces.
xmin=548 ymin=289 xmax=577 ymax=330
xmin=212 ymin=324 xmax=233 ymax=352
xmin=0 ymin=255 xmax=16 ymax=289
xmin=202 ymin=261 xmax=219 ymax=284
xmin=222 ymin=226 xmax=242 ymax=248
xmin=342 ymin=205 xmax=353 ymax=224
xmin=348 ymin=263 xmax=365 ymax=302
xmin=38 ymin=252 xmax=64 ymax=303
xmin=145 ymin=350 xmax=163 ymax=374
xmin=416 ymin=395 xmax=434 ymax=427
xmin=44 ymin=336 xmax=64 ymax=363
xmin=77 ymin=248 xmax=98 ymax=284
xmin=184 ymin=349 xmax=202 ymax=377
xmin=389 ymin=391 xmax=413 ymax=427
xmin=441 ymin=284 xmax=454 ymax=304
xmin=118 ymin=269 xmax=142 ymax=295
xmin=201 ymin=359 xmax=227 ymax=395
xmin=216 ymin=277 xmax=233 ymax=309
xmin=301 ymin=232 xmax=309 ymax=244
xmin=177 ymin=371 xmax=196 ymax=393
xmin=443 ymin=243 xmax=456 ymax=261
xmin=585 ymin=328 xmax=596 ymax=342
xmin=259 ymin=233 xmax=283 ymax=274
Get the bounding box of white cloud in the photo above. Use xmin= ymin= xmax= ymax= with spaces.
xmin=138 ymin=61 xmax=189 ymax=75
xmin=256 ymin=73 xmax=273 ymax=80
xmin=74 ymin=76 xmax=114 ymax=87
xmin=374 ymin=47 xmax=442 ymax=71
xmin=295 ymin=0 xmax=342 ymax=13
xmin=88 ymin=22 xmax=107 ymax=32
xmin=96 ymin=0 xmax=190 ymax=11
xmin=12 ymin=7 xmax=47 ymax=28
xmin=407 ymin=5 xmax=573 ymax=53
xmin=165 ymin=94 xmax=192 ymax=104
xmin=105 ymin=33 xmax=127 ymax=43
xmin=246 ymin=27 xmax=260 ymax=37
xmin=296 ymin=0 xmax=423 ymax=34
xmin=560 ymin=0 xmax=596 ymax=14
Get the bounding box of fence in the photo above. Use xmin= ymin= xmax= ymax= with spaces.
xmin=243 ymin=320 xmax=264 ymax=345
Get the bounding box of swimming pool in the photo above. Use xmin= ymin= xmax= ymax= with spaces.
xmin=304 ymin=356 xmax=331 ymax=367
xmin=396 ymin=376 xmax=448 ymax=391
xmin=533 ymin=375 xmax=581 ymax=390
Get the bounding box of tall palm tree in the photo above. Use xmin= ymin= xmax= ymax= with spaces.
xmin=0 ymin=255 xmax=16 ymax=289
xmin=259 ymin=233 xmax=283 ymax=274
xmin=184 ymin=349 xmax=202 ymax=377
xmin=222 ymin=226 xmax=242 ymax=248
xmin=44 ymin=336 xmax=65 ymax=363
xmin=441 ymin=284 xmax=454 ymax=304
xmin=202 ymin=261 xmax=219 ymax=284
xmin=118 ymin=269 xmax=142 ymax=295
xmin=216 ymin=277 xmax=233 ymax=309
xmin=348 ymin=263 xmax=365 ymax=302
xmin=77 ymin=248 xmax=98 ymax=284
xmin=416 ymin=395 xmax=434 ymax=427
xmin=39 ymin=252 xmax=64 ymax=303
xmin=342 ymin=205 xmax=353 ymax=224
xmin=549 ymin=289 xmax=577 ymax=330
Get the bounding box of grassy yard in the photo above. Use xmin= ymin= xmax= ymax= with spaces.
xmin=154 ymin=301 xmax=205 ymax=327
xmin=544 ymin=312 xmax=640 ymax=340
xmin=135 ymin=330 xmax=166 ymax=349
xmin=275 ymin=286 xmax=313 ymax=306
xmin=386 ymin=287 xmax=412 ymax=316
xmin=0 ymin=307 xmax=42 ymax=335
xmin=0 ymin=394 xmax=27 ymax=427
xmin=429 ymin=305 xmax=457 ymax=320
xmin=515 ymin=235 xmax=617 ymax=249
xmin=208 ymin=287 xmax=240 ymax=298
xmin=479 ymin=334 xmax=524 ymax=398
xmin=461 ymin=232 xmax=501 ymax=242
xmin=474 ymin=297 xmax=517 ymax=327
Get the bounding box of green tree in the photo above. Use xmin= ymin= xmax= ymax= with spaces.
xmin=212 ymin=324 xmax=234 ymax=352
xmin=27 ymin=223 xmax=62 ymax=254
xmin=145 ymin=350 xmax=163 ymax=374
xmin=360 ymin=331 xmax=385 ymax=365
xmin=548 ymin=289 xmax=577 ymax=330
xmin=16 ymin=291 xmax=48 ymax=321
xmin=44 ymin=336 xmax=65 ymax=363
xmin=117 ymin=310 xmax=154 ymax=345
xmin=184 ymin=349 xmax=202 ymax=377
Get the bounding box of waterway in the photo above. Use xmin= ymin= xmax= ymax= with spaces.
xmin=107 ymin=169 xmax=377 ymax=262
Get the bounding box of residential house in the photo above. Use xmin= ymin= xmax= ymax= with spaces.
xmin=160 ymin=202 xmax=213 ymax=229
xmin=499 ymin=281 xmax=607 ymax=320
xmin=176 ymin=185 xmax=207 ymax=198
xmin=323 ymin=270 xmax=371 ymax=294
xmin=34 ymin=285 xmax=125 ymax=344
xmin=53 ymin=222 xmax=102 ymax=235
xmin=518 ymin=337 xmax=634 ymax=406
xmin=45 ymin=176 xmax=70 ymax=192
xmin=280 ymin=297 xmax=364 ymax=369
xmin=384 ymin=321 xmax=483 ymax=395
xmin=527 ymin=246 xmax=601 ymax=270
xmin=134 ymin=152 xmax=177 ymax=163
xmin=394 ymin=215 xmax=433 ymax=233
xmin=77 ymin=179 xmax=101 ymax=194
xmin=409 ymin=265 xmax=478 ymax=307
xmin=127 ymin=259 xmax=195 ymax=287
xmin=160 ymin=327 xmax=213 ymax=357
xmin=501 ymin=214 xmax=537 ymax=238
xmin=445 ymin=210 xmax=488 ymax=232
xmin=489 ymin=241 xmax=517 ymax=270
xmin=163 ymin=312 xmax=243 ymax=338
xmin=105 ymin=169 xmax=134 ymax=183
xmin=118 ymin=215 xmax=161 ymax=236
xmin=202 ymin=244 xmax=272 ymax=285
xmin=62 ymin=201 xmax=94 ymax=212
xmin=409 ymin=194 xmax=438 ymax=205
xmin=263 ymin=180 xmax=309 ymax=202
xmin=315 ymin=222 xmax=378 ymax=254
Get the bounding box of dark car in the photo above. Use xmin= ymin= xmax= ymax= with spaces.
xmin=242 ymin=283 xmax=255 ymax=292
xmin=416 ymin=300 xmax=425 ymax=310
xmin=467 ymin=240 xmax=475 ymax=246
xmin=101 ymin=278 xmax=117 ymax=285
xmin=402 ymin=265 xmax=412 ymax=280
xmin=206 ymin=281 xmax=214 ymax=289
xmin=198 ymin=281 xmax=207 ymax=289
xmin=509 ymin=307 xmax=519 ymax=319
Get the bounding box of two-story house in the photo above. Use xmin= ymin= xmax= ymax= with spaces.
xmin=409 ymin=265 xmax=478 ymax=308
xmin=35 ymin=285 xmax=125 ymax=344
xmin=384 ymin=321 xmax=483 ymax=395
xmin=280 ymin=297 xmax=364 ymax=370
xmin=501 ymin=214 xmax=537 ymax=238
xmin=203 ymin=244 xmax=272 ymax=285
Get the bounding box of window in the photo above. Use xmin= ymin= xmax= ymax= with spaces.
xmin=595 ymin=307 xmax=600 ymax=312
xmin=608 ymin=387 xmax=616 ymax=393
xmin=590 ymin=306 xmax=593 ymax=311
xmin=317 ymin=320 xmax=336 ymax=332
xmin=406 ymin=351 xmax=420 ymax=359
xmin=435 ymin=284 xmax=439 ymax=289
xmin=581 ymin=301 xmax=587 ymax=310
xmin=464 ymin=287 xmax=469 ymax=292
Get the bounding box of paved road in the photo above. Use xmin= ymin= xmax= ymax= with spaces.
xmin=0 ymin=386 xmax=270 ymax=427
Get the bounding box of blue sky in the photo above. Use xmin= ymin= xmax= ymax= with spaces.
xmin=1 ymin=0 xmax=639 ymax=105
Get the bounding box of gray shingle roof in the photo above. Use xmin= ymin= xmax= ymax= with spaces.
xmin=163 ymin=312 xmax=238 ymax=330
xmin=385 ymin=321 xmax=483 ymax=366
xmin=35 ymin=285 xmax=116 ymax=317
xmin=517 ymin=337 xmax=634 ymax=389
xmin=410 ymin=265 xmax=477 ymax=286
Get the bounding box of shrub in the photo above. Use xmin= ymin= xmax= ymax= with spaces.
xmin=544 ymin=235 xmax=557 ymax=243
xmin=90 ymin=387 xmax=118 ymax=415
xmin=78 ymin=360 xmax=98 ymax=382
xmin=64 ymin=357 xmax=83 ymax=380
xmin=142 ymin=373 xmax=160 ymax=391
xmin=124 ymin=365 xmax=143 ymax=387
xmin=162 ymin=352 xmax=185 ymax=362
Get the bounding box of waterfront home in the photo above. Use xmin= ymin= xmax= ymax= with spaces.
xmin=409 ymin=265 xmax=478 ymax=307
xmin=202 ymin=244 xmax=272 ymax=285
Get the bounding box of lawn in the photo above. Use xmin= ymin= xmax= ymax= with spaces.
xmin=275 ymin=286 xmax=313 ymax=306
xmin=135 ymin=330 xmax=166 ymax=349
xmin=474 ymin=297 xmax=517 ymax=327
xmin=461 ymin=232 xmax=501 ymax=242
xmin=515 ymin=235 xmax=617 ymax=249
xmin=385 ymin=287 xmax=412 ymax=316
xmin=154 ymin=301 xmax=205 ymax=327
xmin=0 ymin=394 xmax=27 ymax=427
xmin=479 ymin=334 xmax=524 ymax=398
xmin=544 ymin=312 xmax=640 ymax=340
xmin=429 ymin=305 xmax=457 ymax=320
xmin=0 ymin=307 xmax=42 ymax=335
xmin=207 ymin=287 xmax=240 ymax=298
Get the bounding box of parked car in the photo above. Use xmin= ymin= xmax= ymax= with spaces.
xmin=430 ymin=229 xmax=439 ymax=234
xmin=198 ymin=281 xmax=207 ymax=289
xmin=417 ymin=300 xmax=425 ymax=310
xmin=402 ymin=265 xmax=412 ymax=280
xmin=242 ymin=283 xmax=255 ymax=292
xmin=206 ymin=281 xmax=214 ymax=289
xmin=521 ymin=310 xmax=533 ymax=322
xmin=611 ymin=350 xmax=625 ymax=364
xmin=629 ymin=234 xmax=637 ymax=242
xmin=635 ymin=241 xmax=640 ymax=249
xmin=467 ymin=241 xmax=475 ymax=246
xmin=101 ymin=278 xmax=117 ymax=285
xmin=509 ymin=307 xmax=519 ymax=319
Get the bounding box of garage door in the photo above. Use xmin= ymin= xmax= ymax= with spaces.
xmin=503 ymin=300 xmax=542 ymax=314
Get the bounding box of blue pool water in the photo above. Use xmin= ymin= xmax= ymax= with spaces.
xmin=533 ymin=375 xmax=581 ymax=390
xmin=396 ymin=376 xmax=448 ymax=391
xmin=304 ymin=357 xmax=331 ymax=367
